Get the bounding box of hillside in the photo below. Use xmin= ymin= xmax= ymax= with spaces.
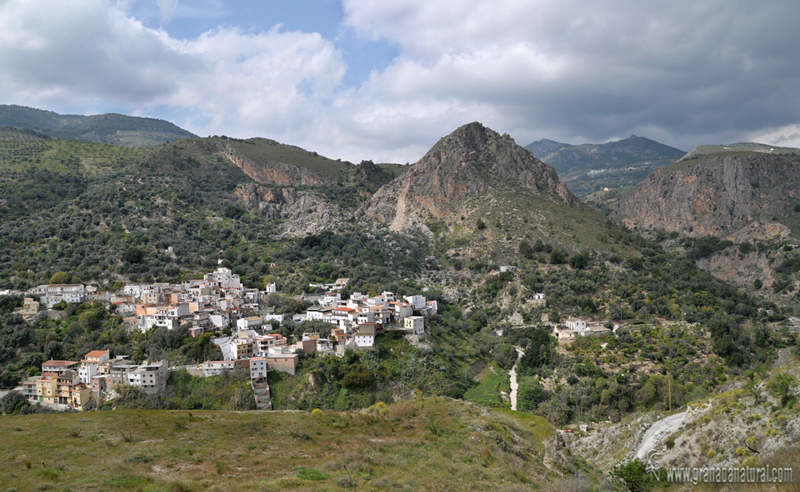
xmin=525 ymin=135 xmax=685 ymax=198
xmin=0 ymin=397 xmax=600 ymax=492
xmin=568 ymin=349 xmax=800 ymax=487
xmin=611 ymin=152 xmax=800 ymax=240
xmin=610 ymin=151 xmax=800 ymax=304
xmin=0 ymin=104 xmax=196 ymax=147
xmin=362 ymin=122 xmax=649 ymax=267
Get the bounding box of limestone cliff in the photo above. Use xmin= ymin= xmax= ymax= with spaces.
xmin=221 ymin=144 xmax=325 ymax=186
xmin=235 ymin=184 xmax=347 ymax=236
xmin=364 ymin=122 xmax=580 ymax=232
xmin=612 ymin=153 xmax=800 ymax=240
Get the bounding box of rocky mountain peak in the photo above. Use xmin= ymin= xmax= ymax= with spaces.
xmin=363 ymin=122 xmax=579 ymax=231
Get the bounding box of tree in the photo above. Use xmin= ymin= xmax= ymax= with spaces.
xmin=549 ymin=248 xmax=567 ymax=264
xmin=476 ymin=218 xmax=486 ymax=231
xmin=517 ymin=377 xmax=549 ymax=411
xmin=493 ymin=344 xmax=518 ymax=369
xmin=569 ymin=252 xmax=590 ymax=270
xmin=1 ymin=390 xmax=29 ymax=415
xmin=122 ymin=247 xmax=145 ymax=264
xmin=519 ymin=327 xmax=553 ymax=375
xmin=49 ymin=271 xmax=70 ymax=284
xmin=611 ymin=459 xmax=659 ymax=492
xmin=769 ymin=373 xmax=798 ymax=407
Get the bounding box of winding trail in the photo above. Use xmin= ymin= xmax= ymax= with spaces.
xmin=635 ymin=412 xmax=686 ymax=460
xmin=509 ymin=348 xmax=525 ymax=411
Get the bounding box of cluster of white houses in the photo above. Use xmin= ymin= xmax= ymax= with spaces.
xmin=27 ymin=269 xmax=435 ymax=342
xmin=28 ymin=268 xmax=262 ymax=335
xmin=16 ymin=350 xmax=169 ymax=411
xmin=204 ymin=290 xmax=435 ymax=376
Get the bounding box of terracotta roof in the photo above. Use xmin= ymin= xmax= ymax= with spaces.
xmin=84 ymin=350 xmax=108 ymax=358
xmin=43 ymin=360 xmax=79 ymax=367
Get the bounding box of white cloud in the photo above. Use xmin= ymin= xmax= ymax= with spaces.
xmin=749 ymin=124 xmax=800 ymax=149
xmin=156 ymin=0 xmax=179 ymax=23
xmin=339 ymin=0 xmax=800 ymax=157
xmin=1 ymin=0 xmax=799 ymax=164
xmin=0 ymin=0 xmax=348 ymax=150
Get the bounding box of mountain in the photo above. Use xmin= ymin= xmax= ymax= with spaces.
xmin=611 ymin=149 xmax=800 ymax=298
xmin=0 ymin=104 xmax=196 ymax=147
xmin=679 ymin=142 xmax=800 ymax=162
xmin=525 ymin=135 xmax=685 ymax=198
xmin=611 ymin=151 xmax=800 ymax=240
xmin=366 ymin=122 xmax=578 ymax=228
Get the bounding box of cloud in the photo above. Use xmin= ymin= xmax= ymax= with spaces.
xmin=0 ymin=0 xmax=798 ymax=163
xmin=0 ymin=0 xmax=346 ymax=147
xmin=749 ymin=124 xmax=800 ymax=148
xmin=156 ymin=0 xmax=179 ymax=23
xmin=340 ymin=0 xmax=800 ymax=155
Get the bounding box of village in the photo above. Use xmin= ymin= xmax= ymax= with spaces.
xmin=11 ymin=267 xmax=441 ymax=411
xmin=8 ymin=266 xmax=623 ymax=412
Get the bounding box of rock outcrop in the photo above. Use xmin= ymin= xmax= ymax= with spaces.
xmin=612 ymin=153 xmax=800 ymax=240
xmin=222 ymin=144 xmax=325 ymax=186
xmin=235 ymin=184 xmax=346 ymax=236
xmin=364 ymin=122 xmax=580 ymax=232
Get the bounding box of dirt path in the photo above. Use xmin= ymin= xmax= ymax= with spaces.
xmin=635 ymin=412 xmax=686 ymax=460
xmin=509 ymin=349 xmax=524 ymax=411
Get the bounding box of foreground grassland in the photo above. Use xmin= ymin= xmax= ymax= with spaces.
xmin=0 ymin=398 xmax=569 ymax=492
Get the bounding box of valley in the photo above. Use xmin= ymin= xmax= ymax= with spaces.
xmin=1 ymin=110 xmax=799 ymax=491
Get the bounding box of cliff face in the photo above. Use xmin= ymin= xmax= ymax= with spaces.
xmin=235 ymin=184 xmax=346 ymax=236
xmin=612 ymin=153 xmax=800 ymax=240
xmin=364 ymin=122 xmax=580 ymax=231
xmin=222 ymin=144 xmax=325 ymax=186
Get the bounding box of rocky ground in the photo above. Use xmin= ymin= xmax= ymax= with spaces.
xmin=566 ymin=350 xmax=800 ymax=473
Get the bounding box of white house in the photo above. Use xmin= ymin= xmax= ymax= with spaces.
xmin=394 ymin=302 xmax=413 ymax=319
xmin=565 ymin=318 xmax=587 ymax=332
xmin=249 ymin=357 xmax=268 ymax=379
xmin=45 ymin=284 xmax=86 ymax=307
xmin=127 ymin=360 xmax=169 ymax=395
xmin=404 ymin=295 xmax=426 ymax=310
xmin=78 ymin=350 xmax=110 ymax=384
xmin=404 ymin=316 xmax=425 ymax=335
xmin=320 ymin=292 xmax=341 ymax=306
xmin=236 ymin=316 xmax=262 ymax=331
xmin=209 ymin=312 xmax=231 ymax=329
xmin=354 ymin=323 xmax=376 ymax=348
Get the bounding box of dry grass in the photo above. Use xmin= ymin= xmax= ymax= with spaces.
xmin=0 ymin=398 xmax=577 ymax=492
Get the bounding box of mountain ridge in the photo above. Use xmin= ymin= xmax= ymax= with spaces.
xmin=0 ymin=104 xmax=196 ymax=147
xmin=525 ymin=135 xmax=685 ymax=198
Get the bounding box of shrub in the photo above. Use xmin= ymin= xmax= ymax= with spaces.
xmin=294 ymin=466 xmax=328 ymax=481
xmin=387 ymin=401 xmax=416 ymax=420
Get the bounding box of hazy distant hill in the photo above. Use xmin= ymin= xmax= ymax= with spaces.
xmin=678 ymin=142 xmax=800 ymax=161
xmin=0 ymin=104 xmax=196 ymax=147
xmin=525 ymin=135 xmax=685 ymax=198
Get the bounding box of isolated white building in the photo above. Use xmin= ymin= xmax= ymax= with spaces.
xmin=405 ymin=316 xmax=425 ymax=335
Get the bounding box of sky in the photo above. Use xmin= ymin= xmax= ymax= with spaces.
xmin=1 ymin=0 xmax=800 ymax=164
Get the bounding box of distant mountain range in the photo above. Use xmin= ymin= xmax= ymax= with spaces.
xmin=525 ymin=135 xmax=685 ymax=198
xmin=0 ymin=104 xmax=196 ymax=147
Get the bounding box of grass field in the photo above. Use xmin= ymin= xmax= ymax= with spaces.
xmin=463 ymin=364 xmax=511 ymax=408
xmin=0 ymin=397 xmax=574 ymax=492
